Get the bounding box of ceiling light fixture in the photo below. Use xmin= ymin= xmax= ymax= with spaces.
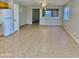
xmin=40 ymin=0 xmax=48 ymax=8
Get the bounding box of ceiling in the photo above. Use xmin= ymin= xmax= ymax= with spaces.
xmin=0 ymin=0 xmax=70 ymax=6
xmin=0 ymin=0 xmax=9 ymax=2
xmin=16 ymin=0 xmax=70 ymax=6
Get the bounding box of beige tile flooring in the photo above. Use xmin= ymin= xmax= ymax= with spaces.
xmin=0 ymin=25 xmax=79 ymax=58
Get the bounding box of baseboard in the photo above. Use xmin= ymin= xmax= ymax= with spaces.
xmin=63 ymin=26 xmax=79 ymax=44
xmin=19 ymin=24 xmax=26 ymax=28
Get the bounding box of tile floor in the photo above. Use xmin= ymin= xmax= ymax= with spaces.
xmin=0 ymin=25 xmax=79 ymax=58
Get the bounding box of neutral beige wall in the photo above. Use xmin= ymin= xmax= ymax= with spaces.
xmin=63 ymin=0 xmax=79 ymax=42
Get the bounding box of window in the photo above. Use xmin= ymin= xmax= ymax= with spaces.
xmin=64 ymin=7 xmax=70 ymax=20
xmin=42 ymin=9 xmax=59 ymax=17
xmin=45 ymin=10 xmax=52 ymax=17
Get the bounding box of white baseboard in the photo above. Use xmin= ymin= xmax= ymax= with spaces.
xmin=63 ymin=26 xmax=79 ymax=44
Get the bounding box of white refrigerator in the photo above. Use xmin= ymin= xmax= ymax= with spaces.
xmin=0 ymin=9 xmax=14 ymax=36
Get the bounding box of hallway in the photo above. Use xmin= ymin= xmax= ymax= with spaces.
xmin=0 ymin=25 xmax=79 ymax=58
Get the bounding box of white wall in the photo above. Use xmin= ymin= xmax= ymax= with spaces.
xmin=0 ymin=17 xmax=2 ymax=24
xmin=10 ymin=2 xmax=27 ymax=26
xmin=0 ymin=18 xmax=2 ymax=24
xmin=25 ymin=6 xmax=63 ymax=25
xmin=63 ymin=0 xmax=79 ymax=42
xmin=19 ymin=4 xmax=27 ymax=26
xmin=40 ymin=6 xmax=63 ymax=25
xmin=26 ymin=7 xmax=32 ymax=24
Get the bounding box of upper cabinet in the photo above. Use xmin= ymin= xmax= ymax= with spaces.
xmin=0 ymin=2 xmax=9 ymax=9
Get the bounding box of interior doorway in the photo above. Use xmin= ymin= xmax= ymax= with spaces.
xmin=0 ymin=23 xmax=3 ymax=37
xmin=32 ymin=9 xmax=40 ymax=24
xmin=0 ymin=24 xmax=2 ymax=37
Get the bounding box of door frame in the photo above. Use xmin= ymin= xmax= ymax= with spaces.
xmin=13 ymin=4 xmax=19 ymax=32
xmin=32 ymin=9 xmax=40 ymax=24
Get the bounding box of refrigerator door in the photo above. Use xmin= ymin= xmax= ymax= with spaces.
xmin=3 ymin=18 xmax=14 ymax=36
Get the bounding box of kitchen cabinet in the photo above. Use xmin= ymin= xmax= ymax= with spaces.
xmin=0 ymin=2 xmax=9 ymax=9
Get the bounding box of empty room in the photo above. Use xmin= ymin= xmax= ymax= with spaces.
xmin=0 ymin=0 xmax=79 ymax=58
